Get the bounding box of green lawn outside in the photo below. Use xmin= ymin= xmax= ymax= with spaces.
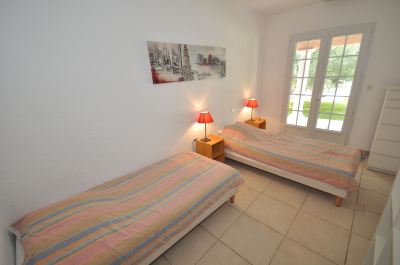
xmin=288 ymin=101 xmax=346 ymax=120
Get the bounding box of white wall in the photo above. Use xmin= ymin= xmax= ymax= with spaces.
xmin=0 ymin=0 xmax=264 ymax=264
xmin=261 ymin=0 xmax=400 ymax=150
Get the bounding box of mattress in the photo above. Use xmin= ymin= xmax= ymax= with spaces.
xmin=221 ymin=123 xmax=361 ymax=191
xmin=11 ymin=151 xmax=242 ymax=265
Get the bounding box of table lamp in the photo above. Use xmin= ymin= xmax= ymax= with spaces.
xmin=197 ymin=111 xmax=214 ymax=142
xmin=246 ymin=99 xmax=258 ymax=121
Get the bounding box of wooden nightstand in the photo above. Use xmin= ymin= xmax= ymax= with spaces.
xmin=195 ymin=134 xmax=224 ymax=162
xmin=245 ymin=118 xmax=266 ymax=129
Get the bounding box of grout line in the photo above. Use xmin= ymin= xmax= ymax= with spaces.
xmin=344 ymin=162 xmax=367 ymax=265
xmin=195 ymin=181 xmax=263 ymax=264
xmin=344 ymin=202 xmax=356 ymax=264
xmin=201 ymin=201 xmax=256 ymax=264
xmin=268 ymin=191 xmax=310 ymax=265
xmin=194 ymin=230 xmax=219 ymax=265
xmin=351 ymin=231 xmax=373 ymax=242
xmin=286 ymin=193 xmax=340 ymax=264
xmin=285 ymin=236 xmax=340 ymax=265
xmin=238 ymin=168 xmax=350 ymax=264
xmin=241 ymin=211 xmax=285 ymax=236
xmin=261 ymin=189 xmax=308 ymax=209
xmin=162 ymin=255 xmax=172 ymax=265
xmin=214 ymin=188 xmax=285 ymax=265
xmin=217 ymin=239 xmax=254 ymax=265
xmin=299 ymin=207 xmax=354 ymax=232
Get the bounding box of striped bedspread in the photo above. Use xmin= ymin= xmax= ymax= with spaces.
xmin=12 ymin=152 xmax=242 ymax=265
xmin=221 ymin=123 xmax=361 ymax=191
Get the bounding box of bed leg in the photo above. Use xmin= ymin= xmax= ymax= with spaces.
xmin=335 ymin=196 xmax=343 ymax=207
xmin=229 ymin=195 xmax=235 ymax=204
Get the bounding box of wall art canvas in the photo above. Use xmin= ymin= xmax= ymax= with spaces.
xmin=147 ymin=41 xmax=226 ymax=84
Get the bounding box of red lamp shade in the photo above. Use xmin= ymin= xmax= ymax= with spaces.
xmin=197 ymin=111 xmax=214 ymax=124
xmin=246 ymin=99 xmax=259 ymax=108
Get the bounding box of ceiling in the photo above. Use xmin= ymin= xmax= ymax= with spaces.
xmin=236 ymin=0 xmax=330 ymax=16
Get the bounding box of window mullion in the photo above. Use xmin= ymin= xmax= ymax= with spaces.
xmin=328 ymin=36 xmax=348 ymax=129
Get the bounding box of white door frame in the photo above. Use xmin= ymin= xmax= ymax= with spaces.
xmin=281 ymin=22 xmax=376 ymax=144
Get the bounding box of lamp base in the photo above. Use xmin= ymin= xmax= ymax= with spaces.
xmin=200 ymin=137 xmax=212 ymax=142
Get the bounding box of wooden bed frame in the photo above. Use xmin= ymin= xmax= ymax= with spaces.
xmin=225 ymin=149 xmax=350 ymax=206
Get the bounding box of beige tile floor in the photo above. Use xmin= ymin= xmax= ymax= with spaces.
xmin=151 ymin=158 xmax=395 ymax=265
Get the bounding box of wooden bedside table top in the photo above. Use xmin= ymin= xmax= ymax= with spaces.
xmin=245 ymin=118 xmax=266 ymax=129
xmin=196 ymin=134 xmax=223 ymax=145
xmin=246 ymin=118 xmax=266 ymax=124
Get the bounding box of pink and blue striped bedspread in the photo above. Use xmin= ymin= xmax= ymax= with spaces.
xmin=12 ymin=151 xmax=242 ymax=265
xmin=221 ymin=123 xmax=361 ymax=191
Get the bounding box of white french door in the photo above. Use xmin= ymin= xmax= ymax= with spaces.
xmin=284 ymin=23 xmax=374 ymax=144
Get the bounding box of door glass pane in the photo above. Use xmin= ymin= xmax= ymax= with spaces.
xmin=302 ymin=78 xmax=314 ymax=95
xmin=317 ymin=33 xmax=363 ymax=132
xmin=326 ymin=57 xmax=342 ymax=76
xmin=317 ymin=113 xmax=330 ymax=129
xmin=305 ymin=59 xmax=318 ymax=77
xmin=291 ymin=60 xmax=299 ymax=77
xmin=323 ymin=77 xmax=337 ymax=96
xmin=332 ymin=97 xmax=348 ymax=114
xmin=319 ymin=96 xmax=334 ymax=114
xmin=309 ymin=39 xmax=321 ymax=59
xmin=344 ymin=34 xmax=362 ymax=55
xmin=307 ymin=39 xmax=321 ymax=59
xmin=287 ymin=38 xmax=321 ymax=127
xmin=329 ymin=36 xmax=346 ymax=57
xmin=290 ymin=95 xmax=300 ymax=110
xmin=329 ymin=115 xmax=345 ymax=131
xmin=287 ymin=111 xmax=298 ymax=125
xmin=336 ymin=77 xmax=353 ymax=96
xmin=292 ymin=60 xmax=306 ymax=77
xmin=290 ymin=78 xmax=302 ymax=94
xmin=300 ymin=96 xmax=311 ymax=121
xmin=340 ymin=56 xmax=358 ymax=76
xmin=297 ymin=114 xmax=308 ymax=126
xmin=295 ymin=41 xmax=308 ymax=59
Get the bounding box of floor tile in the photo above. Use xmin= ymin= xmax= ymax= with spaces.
xmin=230 ymin=185 xmax=259 ymax=211
xmin=363 ymin=166 xmax=395 ymax=179
xmin=288 ymin=211 xmax=350 ymax=265
xmin=360 ymin=170 xmax=394 ymax=195
xmin=271 ymin=238 xmax=336 ymax=265
xmin=346 ymin=189 xmax=359 ymax=203
xmin=201 ymin=203 xmax=241 ymax=238
xmin=263 ymin=178 xmax=309 ymax=208
xmin=357 ymin=188 xmax=387 ymax=214
xmin=246 ymin=193 xmax=298 ymax=234
xmin=354 ymin=160 xmax=364 ymax=184
xmin=164 ymin=226 xmax=216 ymax=265
xmin=221 ymin=214 xmax=283 ymax=265
xmin=151 ymin=256 xmax=170 ymax=265
xmin=352 ymin=210 xmax=380 ymax=239
xmin=197 ymin=241 xmax=251 ymax=265
xmin=346 ymin=233 xmax=370 ymax=265
xmin=241 ymin=169 xmax=273 ymax=192
xmin=302 ymin=191 xmax=354 ymax=230
xmin=225 ymin=159 xmax=252 ymax=173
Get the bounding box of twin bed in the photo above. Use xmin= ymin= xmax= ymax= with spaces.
xmin=10 ymin=152 xmax=242 ymax=265
xmin=221 ymin=123 xmax=361 ymax=206
xmin=10 ymin=123 xmax=361 ymax=264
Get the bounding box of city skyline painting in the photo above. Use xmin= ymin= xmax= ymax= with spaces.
xmin=147 ymin=41 xmax=226 ymax=84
